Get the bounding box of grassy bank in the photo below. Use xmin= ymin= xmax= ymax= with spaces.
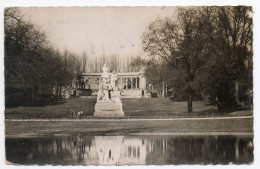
xmin=5 ymin=98 xmax=253 ymax=119
xmin=5 ymin=118 xmax=253 ymax=138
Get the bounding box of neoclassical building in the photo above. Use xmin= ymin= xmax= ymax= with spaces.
xmin=76 ymin=70 xmax=147 ymax=98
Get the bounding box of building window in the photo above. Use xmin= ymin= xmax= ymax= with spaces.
xmin=118 ymin=78 xmax=122 ymax=88
xmin=122 ymin=78 xmax=126 ymax=89
xmin=133 ymin=146 xmax=136 ymax=158
xmin=137 ymin=147 xmax=140 ymax=158
xmin=137 ymin=77 xmax=140 ymax=89
xmin=127 ymin=78 xmax=131 ymax=89
xmin=128 ymin=146 xmax=132 ymax=157
xmin=133 ymin=78 xmax=136 ymax=89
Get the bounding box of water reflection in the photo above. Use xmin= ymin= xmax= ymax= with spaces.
xmin=6 ymin=135 xmax=253 ymax=165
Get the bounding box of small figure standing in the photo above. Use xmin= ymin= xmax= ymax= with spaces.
xmin=67 ymin=108 xmax=75 ymax=118
xmin=111 ymin=80 xmax=122 ymax=103
xmin=97 ymin=78 xmax=105 ymax=101
xmin=97 ymin=64 xmax=112 ymax=102
xmin=103 ymin=77 xmax=112 ymax=101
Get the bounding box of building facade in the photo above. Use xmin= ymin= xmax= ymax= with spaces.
xmin=76 ymin=71 xmax=148 ymax=98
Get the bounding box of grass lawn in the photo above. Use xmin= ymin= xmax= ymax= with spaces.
xmin=5 ymin=98 xmax=253 ymax=119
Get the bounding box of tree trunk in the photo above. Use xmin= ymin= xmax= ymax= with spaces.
xmin=51 ymin=83 xmax=54 ymax=95
xmin=188 ymin=96 xmax=193 ymax=113
xmin=56 ymin=84 xmax=59 ymax=98
xmin=59 ymin=85 xmax=62 ymax=98
xmin=32 ymin=84 xmax=38 ymax=101
xmin=235 ymin=81 xmax=240 ymax=104
xmin=162 ymin=81 xmax=165 ymax=98
xmin=165 ymin=85 xmax=168 ymax=97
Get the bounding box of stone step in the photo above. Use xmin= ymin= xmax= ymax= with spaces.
xmin=121 ymin=90 xmax=142 ymax=98
xmin=121 ymin=90 xmax=142 ymax=95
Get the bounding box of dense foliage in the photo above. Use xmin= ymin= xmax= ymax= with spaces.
xmin=142 ymin=6 xmax=253 ymax=112
xmin=4 ymin=8 xmax=82 ymax=106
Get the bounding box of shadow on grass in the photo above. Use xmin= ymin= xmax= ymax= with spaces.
xmin=31 ymin=100 xmax=67 ymax=107
xmin=195 ymin=106 xmax=252 ymax=116
xmin=6 ymin=99 xmax=67 ymax=108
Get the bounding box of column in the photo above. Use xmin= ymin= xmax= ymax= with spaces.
xmin=140 ymin=76 xmax=144 ymax=89
xmin=143 ymin=76 xmax=146 ymax=89
xmin=139 ymin=76 xmax=142 ymax=89
xmin=118 ymin=78 xmax=121 ymax=88
xmin=132 ymin=77 xmax=136 ymax=89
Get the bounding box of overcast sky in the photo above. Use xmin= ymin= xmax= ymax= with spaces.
xmin=19 ymin=7 xmax=175 ymax=58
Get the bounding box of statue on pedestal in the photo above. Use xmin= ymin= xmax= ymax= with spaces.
xmin=94 ymin=64 xmax=124 ymax=117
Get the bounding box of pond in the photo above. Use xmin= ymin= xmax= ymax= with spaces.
xmin=6 ymin=135 xmax=253 ymax=165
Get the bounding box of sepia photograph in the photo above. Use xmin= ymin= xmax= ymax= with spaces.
xmin=3 ymin=6 xmax=254 ymax=165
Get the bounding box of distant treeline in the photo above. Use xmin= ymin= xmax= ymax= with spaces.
xmin=80 ymin=52 xmax=141 ymax=73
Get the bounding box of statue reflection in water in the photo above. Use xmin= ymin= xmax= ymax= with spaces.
xmin=5 ymin=135 xmax=254 ymax=165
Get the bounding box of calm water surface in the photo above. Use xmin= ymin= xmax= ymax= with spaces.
xmin=6 ymin=135 xmax=253 ymax=165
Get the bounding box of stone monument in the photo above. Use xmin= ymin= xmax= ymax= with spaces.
xmin=94 ymin=64 xmax=124 ymax=117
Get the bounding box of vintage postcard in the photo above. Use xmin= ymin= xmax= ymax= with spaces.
xmin=3 ymin=5 xmax=254 ymax=166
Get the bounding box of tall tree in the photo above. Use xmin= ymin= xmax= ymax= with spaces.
xmin=131 ymin=57 xmax=172 ymax=97
xmin=82 ymin=52 xmax=88 ymax=72
xmin=196 ymin=6 xmax=253 ymax=109
xmin=217 ymin=6 xmax=253 ymax=103
xmin=142 ymin=8 xmax=208 ymax=112
xmin=5 ymin=8 xmax=48 ymax=97
xmin=142 ymin=6 xmax=253 ymax=112
xmin=5 ymin=8 xmax=83 ymax=104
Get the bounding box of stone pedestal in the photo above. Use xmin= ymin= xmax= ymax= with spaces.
xmin=94 ymin=102 xmax=124 ymax=117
